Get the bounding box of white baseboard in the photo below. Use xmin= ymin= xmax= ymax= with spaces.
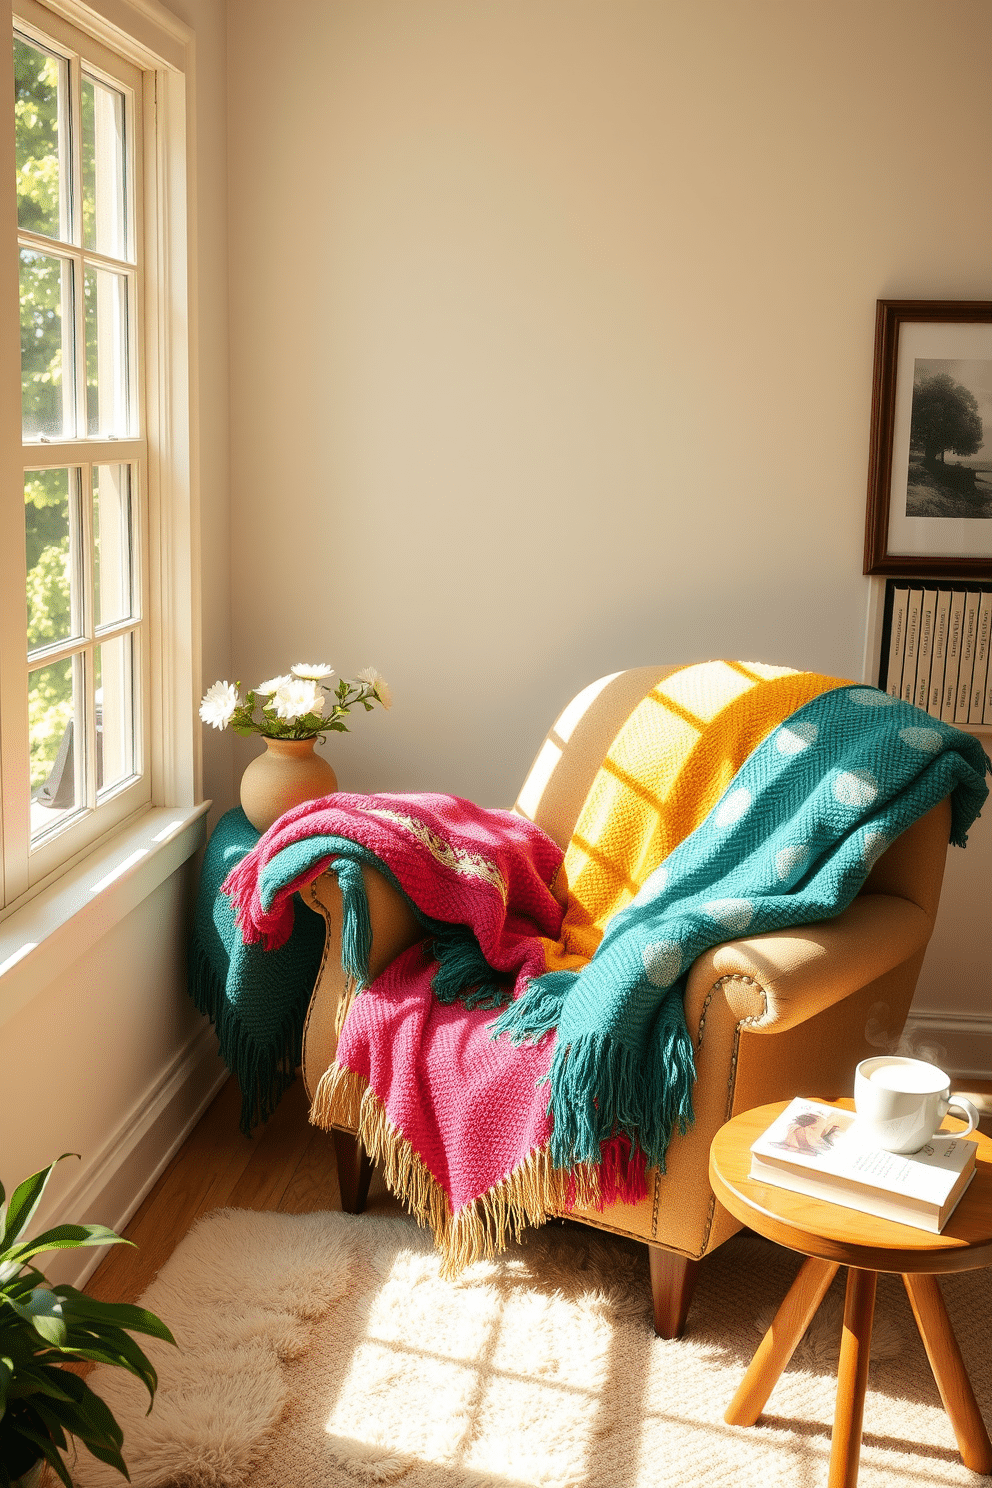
xmin=901 ymin=1009 xmax=992 ymax=1084
xmin=37 ymin=1021 xmax=228 ymax=1289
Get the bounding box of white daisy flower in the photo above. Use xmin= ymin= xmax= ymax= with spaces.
xmin=199 ymin=680 xmax=239 ymax=730
xmin=291 ymin=662 xmax=334 ymax=680
xmin=254 ymin=674 xmax=291 ymax=696
xmin=357 ymin=666 xmax=392 ymax=709
xmin=269 ymin=678 xmax=326 ymax=722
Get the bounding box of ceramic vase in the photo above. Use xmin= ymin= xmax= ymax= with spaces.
xmin=239 ymin=736 xmax=338 ymax=833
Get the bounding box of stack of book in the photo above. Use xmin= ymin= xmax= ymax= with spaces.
xmin=882 ymin=584 xmax=992 ymax=726
xmin=749 ymin=1098 xmax=977 ymax=1233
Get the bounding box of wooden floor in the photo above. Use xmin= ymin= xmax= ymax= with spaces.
xmin=86 ymin=1072 xmax=992 ymax=1307
xmin=85 ymin=1074 xmax=402 ymax=1307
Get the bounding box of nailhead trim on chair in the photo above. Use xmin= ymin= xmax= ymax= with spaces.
xmin=692 ymin=974 xmax=769 ymax=1259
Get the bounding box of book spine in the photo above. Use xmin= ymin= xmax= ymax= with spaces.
xmin=968 ymin=593 xmax=992 ymax=726
xmin=884 ymin=586 xmax=910 ymax=698
xmin=928 ymin=590 xmax=952 ymax=718
xmin=901 ymin=589 xmax=923 ymax=706
xmin=954 ymin=592 xmax=981 ymax=724
xmin=914 ymin=589 xmax=937 ymax=712
xmin=749 ymin=1156 xmax=943 ymax=1231
xmin=942 ymin=590 xmax=967 ymax=721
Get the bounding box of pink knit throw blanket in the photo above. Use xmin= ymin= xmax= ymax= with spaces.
xmin=222 ymin=791 xmax=643 ymax=1267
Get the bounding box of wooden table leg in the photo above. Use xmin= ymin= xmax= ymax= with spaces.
xmin=903 ymin=1272 xmax=992 ymax=1474
xmin=725 ymin=1256 xmax=839 ymax=1426
xmin=828 ymin=1267 xmax=877 ymax=1488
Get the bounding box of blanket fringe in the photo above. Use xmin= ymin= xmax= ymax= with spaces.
xmin=310 ymin=1061 xmax=607 ymax=1275
xmin=187 ymin=937 xmax=301 ymax=1137
xmin=329 ymin=858 xmax=373 ymax=984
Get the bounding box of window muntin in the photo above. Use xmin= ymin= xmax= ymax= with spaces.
xmin=9 ymin=6 xmax=148 ymax=888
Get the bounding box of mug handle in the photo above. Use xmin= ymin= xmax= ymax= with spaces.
xmin=947 ymin=1096 xmax=980 ymax=1139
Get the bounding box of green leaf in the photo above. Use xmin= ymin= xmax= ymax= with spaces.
xmin=57 ymin=1288 xmax=176 ymax=1345
xmin=0 ymin=1269 xmax=44 ymax=1303
xmin=22 ymin=1401 xmax=68 ymax=1452
xmin=31 ymin=1370 xmax=124 ymax=1451
xmin=9 ymin=1288 xmax=66 ymax=1346
xmin=53 ymin=1340 xmax=156 ymax=1403
xmin=1 ymin=1223 xmax=130 ymax=1271
xmin=17 ymin=1422 xmax=75 ymax=1488
xmin=5 ymin=1364 xmax=77 ymax=1403
xmin=0 ymin=1156 xmax=78 ymax=1253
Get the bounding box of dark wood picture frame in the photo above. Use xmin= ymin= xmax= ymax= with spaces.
xmin=863 ymin=299 xmax=992 ymax=579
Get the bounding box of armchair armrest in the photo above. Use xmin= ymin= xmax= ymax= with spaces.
xmin=685 ymin=891 xmax=934 ymax=1036
xmin=654 ymin=886 xmax=941 ymax=1261
xmin=300 ymin=865 xmax=421 ymax=1100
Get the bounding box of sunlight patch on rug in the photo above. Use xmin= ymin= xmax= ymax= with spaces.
xmin=67 ymin=1209 xmax=992 ymax=1488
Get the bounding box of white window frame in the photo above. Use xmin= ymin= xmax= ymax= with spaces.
xmin=0 ymin=0 xmax=204 ymax=993
xmin=13 ymin=4 xmax=149 ymax=889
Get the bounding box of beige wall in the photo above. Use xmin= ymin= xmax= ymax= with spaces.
xmin=227 ymin=0 xmax=990 ymax=1058
xmin=185 ymin=0 xmax=235 ymax=823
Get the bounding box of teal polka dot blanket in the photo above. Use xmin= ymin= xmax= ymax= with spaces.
xmin=493 ymin=685 xmax=990 ymax=1174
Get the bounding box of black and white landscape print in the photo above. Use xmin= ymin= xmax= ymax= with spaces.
xmin=906 ymin=357 xmax=992 ymax=519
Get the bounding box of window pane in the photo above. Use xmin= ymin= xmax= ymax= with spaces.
xmin=13 ymin=34 xmax=64 ymax=240
xmin=25 ymin=467 xmax=81 ymax=651
xmin=93 ymin=464 xmax=133 ymax=626
xmin=82 ymin=75 xmax=127 ymax=258
xmin=20 ymin=248 xmax=73 ymax=439
xmin=29 ymin=654 xmax=80 ymax=833
xmin=96 ymin=633 xmax=134 ymax=793
xmin=85 ymin=266 xmax=129 ymax=435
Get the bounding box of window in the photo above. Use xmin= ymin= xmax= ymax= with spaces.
xmin=1 ymin=0 xmax=197 ymax=914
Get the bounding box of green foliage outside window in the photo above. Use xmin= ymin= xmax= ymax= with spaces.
xmin=16 ymin=38 xmax=75 ymax=789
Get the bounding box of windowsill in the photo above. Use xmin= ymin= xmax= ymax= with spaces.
xmin=0 ymin=800 xmax=211 ymax=1030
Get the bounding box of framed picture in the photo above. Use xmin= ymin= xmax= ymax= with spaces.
xmin=863 ymin=300 xmax=992 ymax=578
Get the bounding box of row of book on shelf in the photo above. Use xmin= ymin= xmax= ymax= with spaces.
xmin=881 ymin=584 xmax=992 ymax=727
xmin=749 ymin=1098 xmax=976 ymax=1233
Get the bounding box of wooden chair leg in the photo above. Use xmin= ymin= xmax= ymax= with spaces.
xmin=332 ymin=1129 xmax=374 ymax=1214
xmin=649 ymin=1246 xmax=701 ymax=1338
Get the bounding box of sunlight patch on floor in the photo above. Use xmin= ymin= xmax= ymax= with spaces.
xmin=324 ymin=1247 xmax=610 ymax=1481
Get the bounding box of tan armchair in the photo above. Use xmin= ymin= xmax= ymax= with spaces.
xmin=300 ymin=665 xmax=952 ymax=1337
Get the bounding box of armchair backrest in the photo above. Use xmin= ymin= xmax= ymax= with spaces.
xmin=513 ymin=665 xmax=680 ymax=850
xmin=513 ymin=662 xmax=951 ymax=921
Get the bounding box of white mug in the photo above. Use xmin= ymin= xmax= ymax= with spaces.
xmin=854 ymin=1056 xmax=979 ymax=1155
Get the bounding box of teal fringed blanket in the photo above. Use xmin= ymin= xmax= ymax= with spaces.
xmin=493 ymin=686 xmax=991 ymax=1171
xmin=187 ymin=808 xmax=326 ymax=1134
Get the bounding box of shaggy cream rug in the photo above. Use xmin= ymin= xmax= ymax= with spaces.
xmin=67 ymin=1208 xmax=992 ymax=1488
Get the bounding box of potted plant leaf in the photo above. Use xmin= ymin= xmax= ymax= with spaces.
xmin=0 ymin=1155 xmax=175 ymax=1487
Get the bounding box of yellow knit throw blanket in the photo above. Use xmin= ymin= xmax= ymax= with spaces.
xmin=543 ymin=660 xmax=849 ymax=974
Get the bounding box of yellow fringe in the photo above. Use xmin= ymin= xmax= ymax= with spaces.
xmin=309 ymin=1061 xmax=607 ymax=1275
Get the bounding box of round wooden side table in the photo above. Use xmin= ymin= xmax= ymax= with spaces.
xmin=709 ymin=1098 xmax=992 ymax=1488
